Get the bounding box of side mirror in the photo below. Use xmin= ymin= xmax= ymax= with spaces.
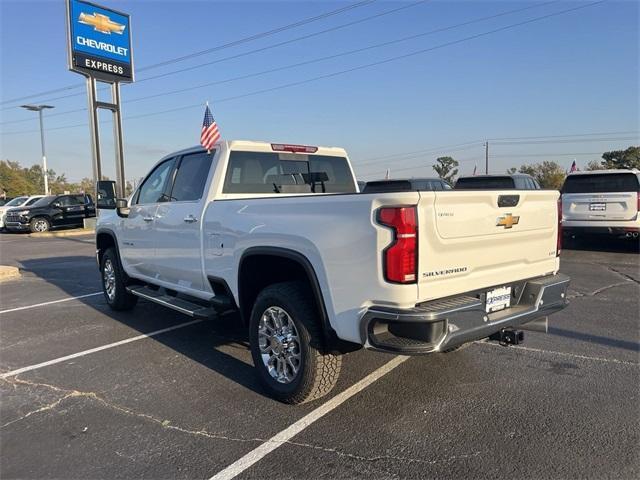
xmin=52 ymin=202 xmax=61 ymax=208
xmin=96 ymin=180 xmax=117 ymax=210
xmin=116 ymin=198 xmax=130 ymax=218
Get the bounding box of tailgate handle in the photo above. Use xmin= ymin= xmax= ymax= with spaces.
xmin=498 ymin=195 xmax=520 ymax=208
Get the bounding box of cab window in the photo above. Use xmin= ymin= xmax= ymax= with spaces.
xmin=169 ymin=152 xmax=213 ymax=202
xmin=136 ymin=158 xmax=176 ymax=205
xmin=57 ymin=195 xmax=84 ymax=207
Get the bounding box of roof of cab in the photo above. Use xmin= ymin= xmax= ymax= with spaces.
xmin=163 ymin=140 xmax=348 ymax=159
xmin=566 ymin=168 xmax=640 ymax=176
xmin=456 ymin=173 xmax=534 ymax=179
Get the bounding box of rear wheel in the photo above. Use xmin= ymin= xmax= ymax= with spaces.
xmin=101 ymin=247 xmax=138 ymax=311
xmin=249 ymin=281 xmax=341 ymax=404
xmin=29 ymin=217 xmax=50 ymax=233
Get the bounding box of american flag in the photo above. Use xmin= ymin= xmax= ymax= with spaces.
xmin=569 ymin=160 xmax=577 ymax=173
xmin=200 ymin=104 xmax=220 ymax=150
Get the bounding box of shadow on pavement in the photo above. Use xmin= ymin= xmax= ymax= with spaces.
xmin=550 ymin=326 xmax=639 ymax=352
xmin=563 ymin=235 xmax=639 ymax=254
xmin=17 ymin=256 xmax=267 ymax=399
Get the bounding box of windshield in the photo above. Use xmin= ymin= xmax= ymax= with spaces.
xmin=454 ymin=176 xmax=516 ymax=189
xmin=223 ymin=151 xmax=356 ymax=194
xmin=28 ymin=195 xmax=56 ymax=208
xmin=5 ymin=196 xmax=29 ymax=206
xmin=562 ymin=173 xmax=640 ymax=193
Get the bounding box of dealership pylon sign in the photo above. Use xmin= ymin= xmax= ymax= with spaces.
xmin=67 ymin=0 xmax=134 ymax=82
xmin=66 ymin=0 xmax=134 ymax=199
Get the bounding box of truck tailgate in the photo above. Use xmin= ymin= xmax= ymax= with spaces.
xmin=417 ymin=190 xmax=560 ymax=301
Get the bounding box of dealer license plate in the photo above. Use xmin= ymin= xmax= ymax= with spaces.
xmin=485 ymin=286 xmax=511 ymax=313
xmin=589 ymin=203 xmax=606 ymax=211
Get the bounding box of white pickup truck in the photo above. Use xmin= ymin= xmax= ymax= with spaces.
xmin=96 ymin=140 xmax=569 ymax=404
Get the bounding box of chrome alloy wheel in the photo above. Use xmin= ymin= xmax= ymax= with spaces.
xmin=258 ymin=306 xmax=301 ymax=384
xmin=103 ymin=259 xmax=116 ymax=302
xmin=33 ymin=219 xmax=48 ymax=232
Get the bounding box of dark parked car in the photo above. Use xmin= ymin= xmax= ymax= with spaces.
xmin=362 ymin=178 xmax=452 ymax=193
xmin=4 ymin=194 xmax=95 ymax=233
xmin=454 ymin=174 xmax=541 ymax=190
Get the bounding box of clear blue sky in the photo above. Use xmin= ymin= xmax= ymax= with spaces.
xmin=1 ymin=0 xmax=638 ymax=183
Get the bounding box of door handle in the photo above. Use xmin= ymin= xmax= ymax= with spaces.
xmin=183 ymin=215 xmax=198 ymax=223
xmin=143 ymin=216 xmax=154 ymax=222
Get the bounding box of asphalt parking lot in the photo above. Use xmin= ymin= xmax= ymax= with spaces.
xmin=0 ymin=233 xmax=638 ymax=479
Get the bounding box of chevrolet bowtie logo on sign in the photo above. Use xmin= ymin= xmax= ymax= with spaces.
xmin=67 ymin=0 xmax=133 ymax=82
xmin=78 ymin=12 xmax=125 ymax=35
xmin=496 ymin=213 xmax=520 ymax=229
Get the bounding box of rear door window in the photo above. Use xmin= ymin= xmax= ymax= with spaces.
xmin=562 ymin=173 xmax=640 ymax=193
xmin=223 ymin=151 xmax=355 ymax=194
xmin=169 ymin=152 xmax=213 ymax=202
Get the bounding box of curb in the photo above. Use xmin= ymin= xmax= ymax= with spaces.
xmin=0 ymin=265 xmax=21 ymax=282
xmin=28 ymin=229 xmax=95 ymax=238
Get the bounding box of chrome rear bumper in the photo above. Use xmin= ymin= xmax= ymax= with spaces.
xmin=360 ymin=273 xmax=570 ymax=354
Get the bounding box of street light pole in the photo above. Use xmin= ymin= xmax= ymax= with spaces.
xmin=20 ymin=104 xmax=54 ymax=195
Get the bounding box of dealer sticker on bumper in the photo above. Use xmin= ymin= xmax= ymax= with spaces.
xmin=486 ymin=286 xmax=511 ymax=313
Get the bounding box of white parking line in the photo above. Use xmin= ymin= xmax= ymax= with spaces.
xmin=478 ymin=341 xmax=639 ymax=366
xmin=0 ymin=319 xmax=204 ymax=379
xmin=0 ymin=292 xmax=103 ymax=315
xmin=209 ymin=355 xmax=409 ymax=480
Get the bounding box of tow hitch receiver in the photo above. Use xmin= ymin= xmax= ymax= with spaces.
xmin=489 ymin=329 xmax=524 ymax=346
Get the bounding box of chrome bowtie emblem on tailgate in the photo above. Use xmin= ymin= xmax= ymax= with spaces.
xmin=496 ymin=213 xmax=520 ymax=229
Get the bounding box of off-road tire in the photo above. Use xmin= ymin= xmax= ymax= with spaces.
xmin=101 ymin=247 xmax=138 ymax=311
xmin=249 ymin=281 xmax=341 ymax=404
xmin=29 ymin=217 xmax=50 ymax=233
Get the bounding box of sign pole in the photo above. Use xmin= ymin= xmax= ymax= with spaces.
xmin=112 ymin=82 xmax=126 ymax=199
xmin=86 ymin=76 xmax=102 ymax=191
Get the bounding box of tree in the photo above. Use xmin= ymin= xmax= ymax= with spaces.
xmin=78 ymin=178 xmax=94 ymax=193
xmin=506 ymin=167 xmax=517 ymax=174
xmin=601 ymin=146 xmax=639 ymax=170
xmin=518 ymin=161 xmax=565 ymax=190
xmin=432 ymin=156 xmax=459 ymax=183
xmin=0 ymin=160 xmax=78 ymax=196
xmin=585 ymin=160 xmax=605 ymax=171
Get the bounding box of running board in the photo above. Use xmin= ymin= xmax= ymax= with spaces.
xmin=126 ymin=286 xmax=218 ymax=319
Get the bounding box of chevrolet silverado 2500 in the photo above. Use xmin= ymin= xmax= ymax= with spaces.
xmin=96 ymin=141 xmax=569 ymax=404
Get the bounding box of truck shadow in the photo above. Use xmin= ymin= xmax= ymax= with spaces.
xmin=563 ymin=236 xmax=639 ymax=254
xmin=17 ymin=255 xmax=266 ymax=398
xmin=550 ymin=326 xmax=640 ymax=352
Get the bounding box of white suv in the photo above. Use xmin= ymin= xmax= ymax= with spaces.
xmin=561 ymin=169 xmax=640 ymax=240
xmin=0 ymin=195 xmax=45 ymax=230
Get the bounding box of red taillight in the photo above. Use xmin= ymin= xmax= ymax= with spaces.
xmin=557 ymin=198 xmax=562 ymax=256
xmin=637 ymin=192 xmax=640 ymax=212
xmin=271 ymin=143 xmax=318 ymax=153
xmin=377 ymin=206 xmax=418 ymax=284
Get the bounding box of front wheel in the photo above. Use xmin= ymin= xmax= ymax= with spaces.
xmin=249 ymin=281 xmax=341 ymax=404
xmin=100 ymin=247 xmax=138 ymax=311
xmin=29 ymin=217 xmax=50 ymax=233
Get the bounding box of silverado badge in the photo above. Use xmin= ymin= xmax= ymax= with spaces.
xmin=496 ymin=213 xmax=520 ymax=229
